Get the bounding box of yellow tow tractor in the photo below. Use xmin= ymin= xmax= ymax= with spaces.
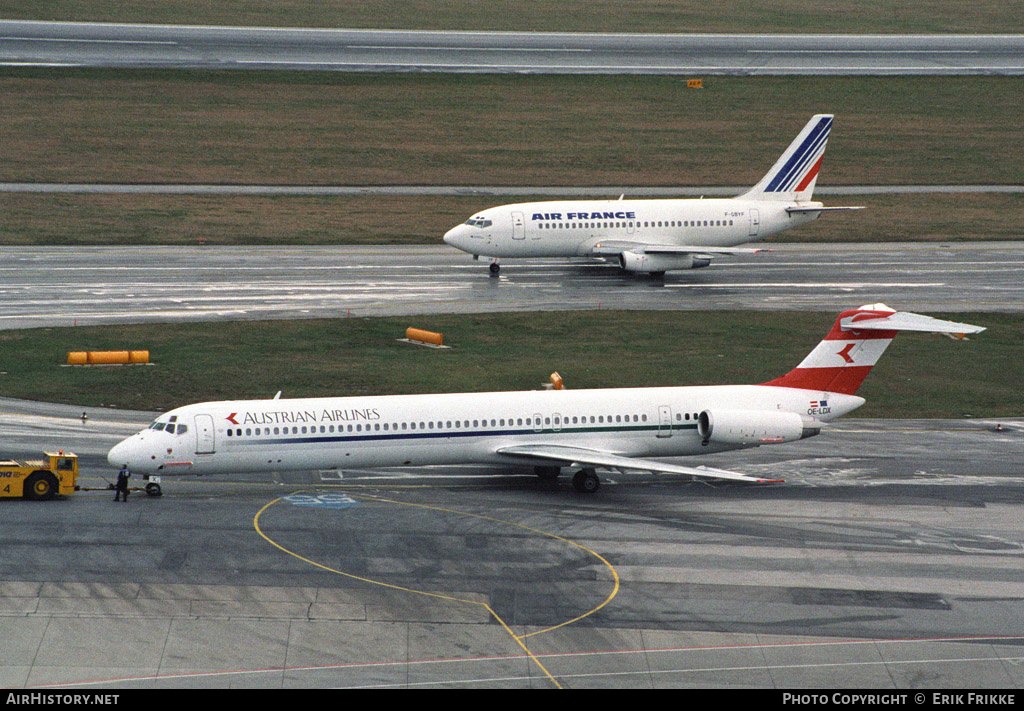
xmin=0 ymin=451 xmax=80 ymax=501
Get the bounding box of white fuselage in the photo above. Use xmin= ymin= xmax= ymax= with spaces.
xmin=107 ymin=383 xmax=862 ymax=477
xmin=442 ymin=198 xmax=820 ymax=259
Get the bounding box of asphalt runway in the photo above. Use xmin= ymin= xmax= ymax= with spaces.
xmin=2 ymin=397 xmax=1022 ymax=689
xmin=3 ymin=21 xmax=1023 ymax=74
xmin=1 ymin=242 xmax=1021 ymax=332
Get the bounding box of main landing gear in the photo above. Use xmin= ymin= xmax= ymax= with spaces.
xmin=534 ymin=465 xmax=601 ymax=493
xmin=572 ymin=468 xmax=600 ymax=494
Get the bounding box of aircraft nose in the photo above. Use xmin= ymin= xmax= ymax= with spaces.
xmin=107 ymin=435 xmax=144 ymax=470
xmin=107 ymin=438 xmax=130 ymax=468
xmin=443 ymin=225 xmax=471 ymax=252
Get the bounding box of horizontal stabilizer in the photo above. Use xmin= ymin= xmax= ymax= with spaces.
xmin=841 ymin=308 xmax=986 ymax=335
xmin=497 ymin=444 xmax=782 ymax=484
xmin=786 ymin=205 xmax=865 ymax=213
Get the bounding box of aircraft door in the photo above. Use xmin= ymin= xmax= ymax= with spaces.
xmin=512 ymin=211 xmax=525 ymax=240
xmin=532 ymin=413 xmax=544 ymax=432
xmin=195 ymin=414 xmax=216 ymax=454
xmin=657 ymin=406 xmax=673 ymax=438
xmin=748 ymin=208 xmax=760 ymax=237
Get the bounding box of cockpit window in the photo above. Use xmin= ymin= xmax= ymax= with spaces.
xmin=149 ymin=419 xmax=187 ymax=435
xmin=464 ymin=217 xmax=492 ymax=228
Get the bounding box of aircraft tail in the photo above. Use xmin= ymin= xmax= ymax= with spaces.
xmin=761 ymin=304 xmax=985 ymax=396
xmin=740 ymin=114 xmax=833 ymax=202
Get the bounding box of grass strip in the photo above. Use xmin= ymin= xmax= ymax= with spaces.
xmin=1 ymin=310 xmax=1017 ymax=418
xmin=2 ymin=72 xmax=1022 ymax=187
xmin=2 ymin=192 xmax=1021 ymax=246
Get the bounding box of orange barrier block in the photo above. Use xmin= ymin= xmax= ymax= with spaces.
xmin=66 ymin=350 xmax=151 ymax=366
xmin=405 ymin=328 xmax=443 ymax=346
xmin=87 ymin=351 xmax=131 ymax=365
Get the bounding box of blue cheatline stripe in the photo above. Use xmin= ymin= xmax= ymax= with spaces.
xmin=223 ymin=423 xmax=700 ymax=449
xmin=765 ymin=116 xmax=832 ymax=193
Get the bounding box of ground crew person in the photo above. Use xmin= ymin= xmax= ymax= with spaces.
xmin=114 ymin=465 xmax=130 ymax=502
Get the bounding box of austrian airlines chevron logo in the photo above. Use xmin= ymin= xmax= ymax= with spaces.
xmin=226 ymin=413 xmax=239 ymax=424
xmin=837 ymin=344 xmax=856 ymax=364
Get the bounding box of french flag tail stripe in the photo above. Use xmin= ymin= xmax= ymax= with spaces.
xmin=765 ymin=115 xmax=832 ymax=193
xmin=770 ymin=117 xmax=831 ymax=193
xmin=794 ymin=155 xmax=824 ymax=192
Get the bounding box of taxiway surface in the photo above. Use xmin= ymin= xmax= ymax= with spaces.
xmin=3 ymin=21 xmax=1023 ymax=75
xmin=2 ymin=242 xmax=1022 ymax=332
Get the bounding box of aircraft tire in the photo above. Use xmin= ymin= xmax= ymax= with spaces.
xmin=24 ymin=471 xmax=57 ymax=501
xmin=145 ymin=483 xmax=163 ymax=497
xmin=572 ymin=469 xmax=600 ymax=494
xmin=489 ymin=262 xmax=500 ymax=274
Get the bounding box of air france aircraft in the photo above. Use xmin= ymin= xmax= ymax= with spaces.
xmin=443 ymin=114 xmax=862 ymax=275
xmin=108 ymin=305 xmax=983 ymax=493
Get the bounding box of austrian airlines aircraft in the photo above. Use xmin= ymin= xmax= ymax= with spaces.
xmin=444 ymin=114 xmax=862 ymax=274
xmin=108 ymin=305 xmax=983 ymax=493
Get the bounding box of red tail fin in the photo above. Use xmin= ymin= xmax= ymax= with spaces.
xmin=761 ymin=306 xmax=899 ymax=395
xmin=762 ymin=304 xmax=986 ymax=395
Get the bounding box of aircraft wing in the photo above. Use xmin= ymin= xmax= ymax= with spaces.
xmin=496 ymin=444 xmax=783 ymax=484
xmin=589 ymin=241 xmax=766 ymax=258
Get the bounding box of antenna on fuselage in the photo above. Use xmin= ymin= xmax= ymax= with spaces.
xmin=273 ymin=391 xmax=281 ymax=400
